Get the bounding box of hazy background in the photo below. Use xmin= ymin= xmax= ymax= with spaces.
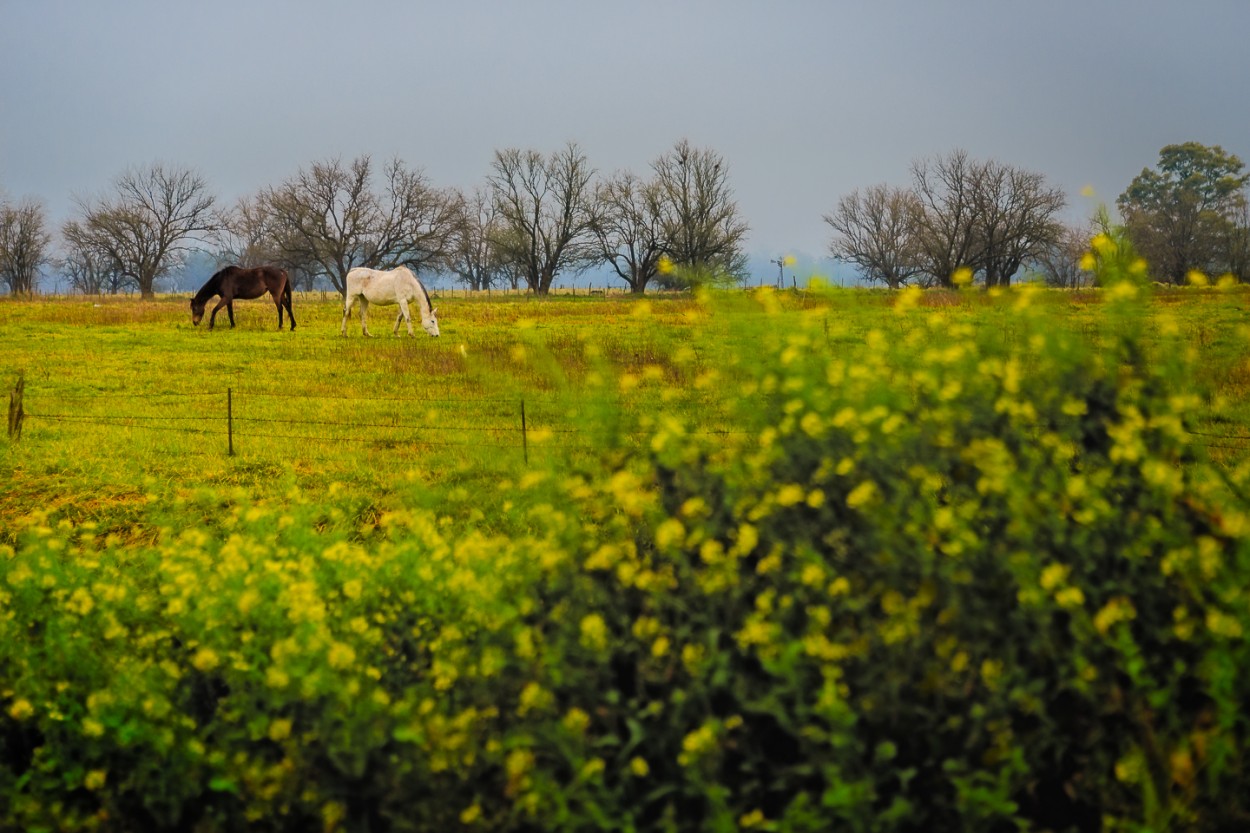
xmin=3 ymin=0 xmax=1249 ymax=286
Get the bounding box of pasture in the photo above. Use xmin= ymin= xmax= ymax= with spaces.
xmin=4 ymin=283 xmax=1250 ymax=831
xmin=0 ymin=290 xmax=734 ymax=532
xmin=3 ymin=286 xmax=1248 ymax=527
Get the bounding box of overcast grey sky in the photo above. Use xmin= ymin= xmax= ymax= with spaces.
xmin=3 ymin=0 xmax=1249 ymax=267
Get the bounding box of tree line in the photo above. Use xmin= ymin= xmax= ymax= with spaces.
xmin=825 ymin=142 xmax=1250 ymax=288
xmin=2 ymin=140 xmax=1247 ymax=297
xmin=0 ymin=140 xmax=747 ymax=298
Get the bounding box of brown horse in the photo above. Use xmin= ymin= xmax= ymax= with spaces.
xmin=190 ymin=265 xmax=295 ymax=330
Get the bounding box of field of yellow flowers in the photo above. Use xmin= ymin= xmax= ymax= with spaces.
xmin=4 ymin=257 xmax=1250 ymax=831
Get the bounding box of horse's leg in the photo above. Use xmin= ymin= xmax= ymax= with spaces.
xmin=396 ymin=298 xmax=414 ymax=336
xmin=285 ymin=287 xmax=296 ymax=331
xmin=360 ymin=298 xmax=371 ymax=337
xmin=341 ymin=295 xmax=354 ymax=336
xmin=209 ymin=298 xmax=228 ymax=330
xmin=227 ymin=300 xmax=236 ymax=328
xmin=272 ymin=289 xmax=284 ymax=330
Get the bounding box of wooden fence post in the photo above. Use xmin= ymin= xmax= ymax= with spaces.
xmin=227 ymin=387 xmax=234 ymax=456
xmin=520 ymin=399 xmax=528 ymax=465
xmin=7 ymin=374 xmax=23 ymax=443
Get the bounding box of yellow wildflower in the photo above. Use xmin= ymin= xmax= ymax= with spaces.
xmin=846 ymin=481 xmax=877 ymax=509
xmin=1091 ymin=233 xmax=1116 ymax=255
xmin=655 ymin=518 xmax=685 ymax=551
xmin=1094 ymin=597 xmax=1136 ymax=635
xmin=237 ymin=588 xmax=261 ymax=615
xmin=1039 ymin=563 xmax=1069 ymax=591
xmin=518 ymin=682 xmax=552 ymax=716
xmin=562 ymin=708 xmax=590 ymax=734
xmin=776 ymin=484 xmax=805 ymax=507
xmin=327 ymin=642 xmax=356 ymax=670
xmin=192 ymin=648 xmax=220 ymax=672
xmin=733 ymin=523 xmax=759 ymax=556
xmin=1207 ymin=609 xmax=1244 ymax=638
xmin=579 ymin=614 xmax=608 ymax=653
xmin=679 ymin=723 xmax=718 ymax=765
xmin=66 ymin=587 xmax=94 ymax=616
xmin=1055 ymin=586 xmax=1085 ymax=608
xmin=266 ymin=667 xmax=290 ymax=689
xmin=268 ymin=718 xmax=293 ymax=741
xmin=740 ymin=809 xmax=766 ymax=828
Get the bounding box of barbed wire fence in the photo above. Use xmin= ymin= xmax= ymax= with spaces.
xmin=8 ymin=375 xmax=1250 ymax=464
xmin=5 ymin=376 xmax=754 ymax=466
xmin=13 ymin=389 xmax=538 ymax=464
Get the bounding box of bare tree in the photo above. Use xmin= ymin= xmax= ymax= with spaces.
xmin=1031 ymin=222 xmax=1094 ymax=288
xmin=593 ymin=170 xmax=667 ymax=294
xmin=218 ymin=194 xmax=321 ymax=291
xmin=58 ymin=232 xmax=127 ymax=295
xmin=909 ymin=150 xmax=1067 ymax=287
xmin=488 ymin=142 xmax=598 ymax=295
xmin=910 ymin=149 xmax=981 ymax=288
xmin=65 ymin=163 xmax=217 ymax=298
xmin=260 ymin=155 xmax=461 ymax=295
xmin=446 ymin=188 xmax=510 ymax=292
xmin=824 ymin=184 xmax=923 ymax=288
xmin=217 ymin=194 xmax=284 ymax=267
xmin=651 ymin=139 xmax=749 ymax=287
xmin=0 ymin=198 xmax=52 ymax=295
xmin=60 ymin=221 xmax=128 ymax=294
xmin=970 ymin=160 xmax=1066 ymax=287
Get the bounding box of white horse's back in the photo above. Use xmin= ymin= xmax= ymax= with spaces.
xmin=341 ymin=266 xmax=440 ymax=337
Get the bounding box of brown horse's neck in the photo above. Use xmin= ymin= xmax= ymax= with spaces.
xmin=194 ymin=271 xmax=225 ymax=304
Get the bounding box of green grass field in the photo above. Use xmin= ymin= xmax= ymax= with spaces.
xmin=0 ymin=291 xmax=728 ymax=531
xmin=5 ymin=286 xmax=1249 ymax=523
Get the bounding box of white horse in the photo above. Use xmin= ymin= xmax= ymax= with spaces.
xmin=340 ymin=266 xmax=440 ymax=337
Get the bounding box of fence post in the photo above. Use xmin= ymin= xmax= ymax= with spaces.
xmin=227 ymin=387 xmax=234 ymax=456
xmin=520 ymin=399 xmax=528 ymax=465
xmin=7 ymin=374 xmax=23 ymax=443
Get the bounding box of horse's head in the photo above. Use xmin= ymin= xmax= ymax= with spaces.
xmin=190 ymin=298 xmax=205 ymax=326
xmin=421 ymin=306 xmax=440 ymax=337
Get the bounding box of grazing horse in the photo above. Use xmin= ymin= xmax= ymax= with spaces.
xmin=190 ymin=265 xmax=295 ymax=330
xmin=340 ymin=266 xmax=440 ymax=337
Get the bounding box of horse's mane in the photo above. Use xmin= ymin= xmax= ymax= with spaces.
xmin=392 ymin=265 xmax=433 ymax=315
xmin=415 ymin=276 xmax=434 ymax=314
xmin=193 ymin=266 xmax=236 ymax=304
